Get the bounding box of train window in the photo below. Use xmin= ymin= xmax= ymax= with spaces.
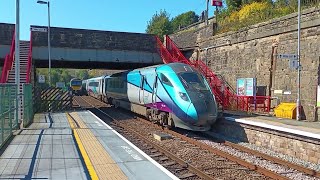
xmin=89 ymin=82 xmax=99 ymax=87
xmin=160 ymin=73 xmax=172 ymax=86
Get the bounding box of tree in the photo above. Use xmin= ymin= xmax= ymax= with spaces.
xmin=146 ymin=10 xmax=173 ymax=41
xmin=171 ymin=11 xmax=199 ymax=32
xmin=226 ymin=0 xmax=242 ymax=11
xmin=77 ymin=69 xmax=89 ymax=80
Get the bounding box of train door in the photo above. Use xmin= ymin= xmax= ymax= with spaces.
xmin=152 ymin=75 xmax=158 ymax=107
xmin=139 ymin=75 xmax=145 ymax=104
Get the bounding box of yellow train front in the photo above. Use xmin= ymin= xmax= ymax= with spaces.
xmin=69 ymin=78 xmax=83 ymax=95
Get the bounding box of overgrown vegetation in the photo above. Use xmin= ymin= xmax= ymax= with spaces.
xmin=36 ymin=69 xmax=95 ymax=87
xmin=146 ymin=0 xmax=320 ymax=37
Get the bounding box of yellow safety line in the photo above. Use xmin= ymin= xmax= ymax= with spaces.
xmin=66 ymin=113 xmax=99 ymax=180
xmin=73 ymin=129 xmax=99 ymax=180
xmin=66 ymin=113 xmax=77 ymax=129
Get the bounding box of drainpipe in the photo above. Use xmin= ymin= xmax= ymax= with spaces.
xmin=269 ymin=42 xmax=278 ymax=97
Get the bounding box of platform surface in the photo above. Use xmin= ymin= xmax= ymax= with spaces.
xmin=224 ymin=111 xmax=320 ymax=139
xmin=0 ymin=111 xmax=178 ymax=180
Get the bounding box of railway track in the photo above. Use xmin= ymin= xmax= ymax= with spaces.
xmin=74 ymin=96 xmax=320 ymax=179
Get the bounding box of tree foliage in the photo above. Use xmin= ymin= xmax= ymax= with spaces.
xmin=146 ymin=10 xmax=200 ymax=40
xmin=226 ymin=0 xmax=242 ymax=11
xmin=36 ymin=69 xmax=93 ymax=87
xmin=146 ymin=10 xmax=173 ymax=41
xmin=171 ymin=11 xmax=199 ymax=32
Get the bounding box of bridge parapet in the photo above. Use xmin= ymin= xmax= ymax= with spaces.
xmin=30 ymin=25 xmax=162 ymax=69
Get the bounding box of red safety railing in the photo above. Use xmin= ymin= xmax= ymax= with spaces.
xmin=155 ymin=36 xmax=178 ymax=64
xmin=26 ymin=33 xmax=33 ymax=83
xmin=156 ymin=35 xmax=271 ymax=113
xmin=0 ymin=31 xmax=15 ymax=83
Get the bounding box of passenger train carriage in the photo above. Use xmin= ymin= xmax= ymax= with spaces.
xmin=69 ymin=78 xmax=83 ymax=95
xmin=85 ymin=63 xmax=218 ymax=131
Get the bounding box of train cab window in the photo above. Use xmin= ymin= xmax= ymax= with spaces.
xmin=160 ymin=73 xmax=173 ymax=86
xmin=89 ymin=82 xmax=99 ymax=87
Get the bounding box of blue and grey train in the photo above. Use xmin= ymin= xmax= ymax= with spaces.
xmin=85 ymin=63 xmax=218 ymax=131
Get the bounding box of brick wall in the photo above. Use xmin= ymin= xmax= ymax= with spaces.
xmin=31 ymin=26 xmax=158 ymax=52
xmin=170 ymin=7 xmax=320 ymax=121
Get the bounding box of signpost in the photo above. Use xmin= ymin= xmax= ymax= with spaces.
xmin=277 ymin=53 xmax=299 ymax=70
xmin=277 ymin=53 xmax=301 ymax=120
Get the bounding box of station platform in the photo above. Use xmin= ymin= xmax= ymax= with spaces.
xmin=223 ymin=111 xmax=320 ymax=139
xmin=0 ymin=111 xmax=178 ymax=180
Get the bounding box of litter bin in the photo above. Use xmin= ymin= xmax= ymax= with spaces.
xmin=274 ymin=103 xmax=297 ymax=119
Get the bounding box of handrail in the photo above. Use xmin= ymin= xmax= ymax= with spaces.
xmin=165 ymin=35 xmax=191 ymax=64
xmin=0 ymin=31 xmax=15 ymax=83
xmin=0 ymin=55 xmax=9 ymax=83
xmin=154 ymin=36 xmax=178 ymax=64
xmin=26 ymin=33 xmax=33 ymax=83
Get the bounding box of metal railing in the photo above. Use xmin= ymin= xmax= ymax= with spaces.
xmin=0 ymin=84 xmax=18 ymax=149
xmin=26 ymin=33 xmax=33 ymax=83
xmin=157 ymin=35 xmax=272 ymax=113
xmin=0 ymin=30 xmax=15 ymax=83
xmin=23 ymin=84 xmax=33 ymax=127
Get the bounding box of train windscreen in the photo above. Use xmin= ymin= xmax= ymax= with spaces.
xmin=179 ymin=72 xmax=209 ymax=91
xmin=71 ymin=80 xmax=82 ymax=86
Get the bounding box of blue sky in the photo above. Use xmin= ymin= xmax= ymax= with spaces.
xmin=0 ymin=0 xmax=215 ymax=40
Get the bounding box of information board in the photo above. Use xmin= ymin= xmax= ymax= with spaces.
xmin=236 ymin=78 xmax=256 ymax=96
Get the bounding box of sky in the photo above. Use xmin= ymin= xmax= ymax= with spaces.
xmin=0 ymin=0 xmax=216 ymax=40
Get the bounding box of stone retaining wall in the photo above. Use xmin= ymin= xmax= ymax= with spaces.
xmin=170 ymin=7 xmax=320 ymax=121
xmin=213 ymin=119 xmax=320 ymax=164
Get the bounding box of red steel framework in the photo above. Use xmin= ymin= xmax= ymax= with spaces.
xmin=0 ymin=30 xmax=32 ymax=83
xmin=0 ymin=31 xmax=15 ymax=83
xmin=26 ymin=33 xmax=33 ymax=83
xmin=155 ymin=35 xmax=271 ymax=113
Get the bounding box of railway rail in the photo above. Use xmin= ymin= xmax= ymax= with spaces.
xmin=73 ymin=96 xmax=320 ymax=179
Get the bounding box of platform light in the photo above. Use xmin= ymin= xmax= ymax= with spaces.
xmin=37 ymin=0 xmax=51 ymax=86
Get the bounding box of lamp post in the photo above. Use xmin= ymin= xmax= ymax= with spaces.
xmin=297 ymin=0 xmax=301 ymax=120
xmin=15 ymin=0 xmax=21 ymax=124
xmin=37 ymin=0 xmax=51 ymax=86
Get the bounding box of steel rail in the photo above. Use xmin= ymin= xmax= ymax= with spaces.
xmin=136 ymin=117 xmax=290 ymax=180
xmin=93 ymin=108 xmax=215 ymax=180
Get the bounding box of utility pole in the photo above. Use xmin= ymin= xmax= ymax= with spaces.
xmin=297 ymin=0 xmax=301 ymax=120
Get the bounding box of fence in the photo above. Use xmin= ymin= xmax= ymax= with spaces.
xmin=0 ymin=84 xmax=18 ymax=149
xmin=34 ymin=87 xmax=73 ymax=113
xmin=23 ymin=84 xmax=33 ymax=127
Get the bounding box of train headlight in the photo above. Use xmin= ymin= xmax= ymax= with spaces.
xmin=179 ymin=92 xmax=189 ymax=101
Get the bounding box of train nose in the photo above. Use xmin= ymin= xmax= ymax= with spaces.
xmin=187 ymin=92 xmax=217 ymax=125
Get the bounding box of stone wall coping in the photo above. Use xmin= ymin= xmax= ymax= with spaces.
xmin=30 ymin=25 xmax=153 ymax=36
xmin=225 ymin=117 xmax=320 ymax=140
xmin=197 ymin=7 xmax=320 ymax=44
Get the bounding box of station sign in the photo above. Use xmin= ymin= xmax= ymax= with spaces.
xmin=277 ymin=54 xmax=298 ymax=60
xmin=212 ymin=0 xmax=222 ymax=6
xmin=38 ymin=75 xmax=45 ymax=83
xmin=56 ymin=82 xmax=65 ymax=88
xmin=289 ymin=59 xmax=299 ymax=69
xmin=31 ymin=27 xmax=47 ymax=32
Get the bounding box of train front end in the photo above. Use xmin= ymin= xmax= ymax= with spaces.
xmin=175 ymin=71 xmax=218 ymax=131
